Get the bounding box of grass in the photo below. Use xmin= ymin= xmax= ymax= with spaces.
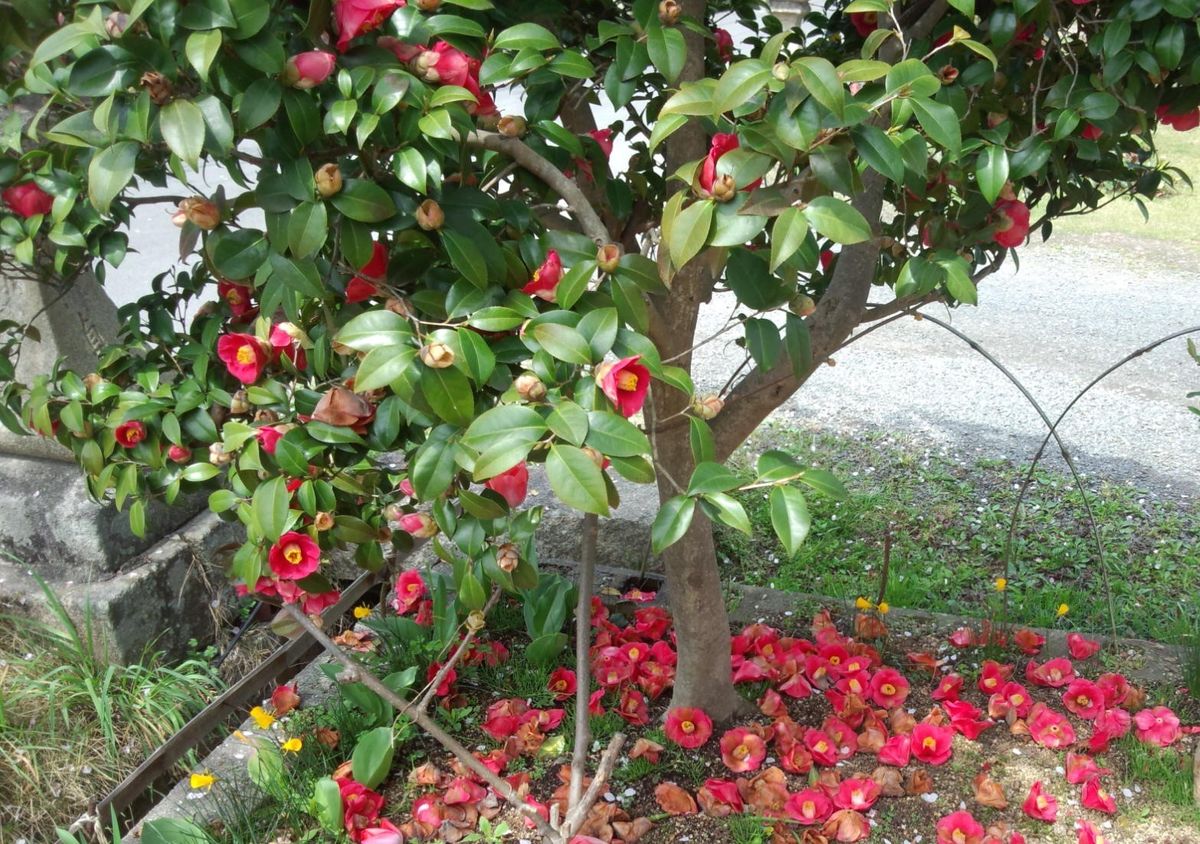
xmin=1047 ymin=127 xmax=1200 ymax=246
xmin=715 ymin=424 xmax=1200 ymax=641
xmin=0 ymin=580 xmax=222 ymax=841
xmin=1111 ymin=734 xmax=1200 ymax=829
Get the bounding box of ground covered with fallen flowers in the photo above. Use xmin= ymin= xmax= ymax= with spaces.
xmin=200 ymin=571 xmax=1200 ymax=844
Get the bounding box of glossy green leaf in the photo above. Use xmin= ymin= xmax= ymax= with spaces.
xmin=770 ymin=485 xmax=811 ymax=557
xmin=546 ymin=445 xmax=609 ymax=515
xmin=803 ymin=196 xmax=872 ymax=244
xmin=651 ymin=495 xmax=695 ymax=553
xmin=351 ymin=727 xmax=394 ymax=790
xmin=160 ymin=100 xmax=206 ymax=169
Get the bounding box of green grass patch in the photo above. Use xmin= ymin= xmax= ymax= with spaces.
xmin=716 ymin=424 xmax=1200 ymax=641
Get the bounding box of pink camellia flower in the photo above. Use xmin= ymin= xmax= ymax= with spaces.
xmin=217 ymin=333 xmax=269 ymax=384
xmin=977 ymin=660 xmax=1013 ymax=695
xmin=596 ymin=355 xmax=650 ymax=417
xmin=1026 ymin=657 xmax=1075 ymax=688
xmin=1134 ymin=705 xmax=1182 ymax=747
xmin=877 ymin=733 xmax=911 ymax=767
xmin=1067 ymin=633 xmax=1101 ymax=660
xmin=167 ymin=444 xmax=192 ymax=463
xmin=1066 ymin=751 xmax=1111 ymax=784
xmin=256 ymin=425 xmax=285 ymax=455
xmin=1027 ymin=702 xmax=1076 ymax=749
xmin=485 ymin=461 xmax=529 ymax=507
xmin=617 ymin=687 xmax=650 ymax=726
xmin=785 ymin=787 xmax=833 ymax=825
xmin=218 ymin=279 xmax=257 ymax=320
xmin=268 ymin=531 xmax=321 ymax=580
xmin=286 ymin=51 xmax=336 ymax=88
xmin=482 ymin=698 xmax=528 ymax=740
xmin=719 ymin=727 xmax=766 ymax=773
xmin=1 ymin=181 xmax=54 ymax=218
xmin=1080 ymin=123 xmax=1104 ymax=141
xmin=444 ymin=777 xmax=486 ymax=806
xmin=835 ymin=777 xmax=880 ymax=812
xmin=1088 ymin=707 xmax=1131 ymax=753
xmin=359 ymin=820 xmax=403 ymax=844
xmin=302 ymin=588 xmax=340 ymax=614
xmin=850 ymin=11 xmax=878 ymax=37
xmin=989 ymin=681 xmax=1034 ymax=719
xmin=932 ymin=673 xmax=963 ymax=701
xmin=1022 ymin=780 xmax=1057 ymax=822
xmin=943 ymin=698 xmax=994 ymax=740
xmin=547 ymin=667 xmax=576 ymax=701
xmin=392 ymin=569 xmax=426 ymax=613
xmin=1096 ymin=672 xmax=1131 ymax=707
xmin=1156 ymin=104 xmax=1200 ymax=131
xmin=398 ymin=512 xmax=438 ymax=537
xmin=1013 ymin=628 xmax=1045 ymax=655
xmin=334 ymin=0 xmax=404 ymax=52
xmin=1080 ymin=776 xmax=1117 ymax=814
xmin=345 ymin=242 xmax=388 ymax=302
xmin=270 ymin=323 xmax=307 ymax=370
xmin=935 ymin=810 xmax=985 ymax=844
xmin=804 ymin=728 xmax=840 ymax=766
xmin=713 ymin=27 xmax=733 ymax=62
xmin=114 ymin=420 xmax=147 ymax=448
xmin=1076 ymin=819 xmax=1108 ymax=844
xmin=1061 ymin=679 xmax=1105 ymax=719
xmin=869 ymin=666 xmax=910 ymax=709
xmin=664 ymin=706 xmax=713 ymax=749
xmin=992 ymin=198 xmax=1031 ymax=248
xmin=522 ymin=249 xmax=563 ymax=302
xmin=698 ymin=778 xmax=744 ymax=816
xmin=337 ymin=777 xmax=384 ymax=840
xmin=949 ymin=626 xmax=977 ymax=648
xmin=911 ymin=722 xmax=954 ymax=765
xmin=593 ymin=646 xmax=634 ymax=687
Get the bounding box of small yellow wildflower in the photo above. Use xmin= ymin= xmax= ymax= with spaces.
xmin=353 ymin=605 xmax=372 ymax=620
xmin=994 ymin=577 xmax=1007 ymax=592
xmin=249 ymin=705 xmax=276 ymax=729
xmin=854 ymin=596 xmax=873 ymax=611
xmin=877 ymin=601 xmax=890 ymax=615
xmin=1056 ymin=603 xmax=1070 ymax=617
xmin=281 ymin=737 xmax=303 ymax=753
xmin=189 ymin=772 xmax=215 ymax=790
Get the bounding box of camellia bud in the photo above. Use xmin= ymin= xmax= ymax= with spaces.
xmin=315 ymin=163 xmax=342 ymax=197
xmin=313 ymin=512 xmax=335 ymax=531
xmin=772 ymin=62 xmax=790 ymax=81
xmin=83 ymin=373 xmax=103 ymax=392
xmin=398 ymin=512 xmax=439 ymax=538
xmin=383 ymin=503 xmax=405 ymax=522
xmin=496 ymin=543 xmax=519 ymax=573
xmin=419 ymin=342 xmax=455 ymax=368
xmin=385 ymin=297 xmax=414 ymax=317
xmin=284 ymin=51 xmax=336 ymax=89
xmin=938 ymin=64 xmax=959 ymax=84
xmin=208 ymin=442 xmax=233 ymax=465
xmin=229 ymin=390 xmax=251 ymax=415
xmin=415 ymin=199 xmax=444 ymax=231
xmin=140 ymin=71 xmax=173 ymax=105
xmin=105 ymin=11 xmax=129 ymax=38
xmin=466 ymin=610 xmax=486 ymax=631
xmin=692 ymin=394 xmax=724 ymax=420
xmin=174 ymin=197 xmax=220 ymax=230
xmin=582 ymin=446 xmax=606 ymax=468
xmin=711 ymin=173 xmax=737 ymax=202
xmin=497 ymin=115 xmax=527 ymax=137
xmin=789 ymin=294 xmax=816 ymax=317
xmin=658 ymin=0 xmax=681 ymax=25
xmin=596 ymin=243 xmax=622 ymax=274
xmin=514 ymin=372 xmax=547 ymax=402
xmin=167 ymin=444 xmax=192 ymax=463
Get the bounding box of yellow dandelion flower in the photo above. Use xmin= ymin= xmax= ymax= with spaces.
xmin=854 ymin=596 xmax=873 ymax=611
xmin=353 ymin=605 xmax=372 ymax=620
xmin=994 ymin=577 xmax=1007 ymax=592
xmin=877 ymin=601 xmax=890 ymax=615
xmin=1056 ymin=603 xmax=1070 ymax=617
xmin=189 ymin=772 xmax=215 ymax=790
xmin=249 ymin=705 xmax=276 ymax=729
xmin=281 ymin=737 xmax=303 ymax=753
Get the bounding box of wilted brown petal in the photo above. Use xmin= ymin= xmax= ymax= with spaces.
xmin=972 ymin=772 xmax=1008 ymax=809
xmin=822 ymin=809 xmax=870 ymax=842
xmin=871 ymin=766 xmax=905 ymax=797
xmin=654 ymin=782 xmax=697 ymax=815
xmin=312 ymin=386 xmax=373 ymax=426
xmin=906 ymin=769 xmax=934 ymax=795
xmin=612 ymin=817 xmax=653 ymax=843
xmin=629 ymin=737 xmax=664 ymax=763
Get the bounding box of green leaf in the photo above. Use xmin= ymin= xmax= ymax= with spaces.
xmin=946 ymin=0 xmax=974 ymax=16
xmin=794 ymin=57 xmax=845 ymax=118
xmin=651 ymin=495 xmax=695 ymax=553
xmin=648 ymin=113 xmax=688 ymax=153
xmin=186 ymin=30 xmax=222 ymax=81
xmin=769 ymin=485 xmax=811 ymax=557
xmin=141 ymin=818 xmax=212 ymax=844
xmin=546 ymin=445 xmax=609 ymax=515
xmin=463 ymin=404 xmax=547 ymax=451
xmin=411 ymin=436 xmax=459 ymax=499
xmin=287 ymin=201 xmax=328 ymax=258
xmin=744 ymin=318 xmax=782 ymax=370
xmin=459 ymin=571 xmax=487 ymax=610
xmin=331 ymin=179 xmax=396 ymax=222
xmin=420 ymin=366 xmax=475 ymax=427
xmin=687 ymin=461 xmax=740 ymax=495
xmin=208 ymin=228 xmax=269 ymax=280
xmin=253 ymin=476 xmax=290 ymax=541
xmin=312 ymin=777 xmax=344 ymax=833
xmin=769 ymin=207 xmax=810 ymax=272
xmin=851 ymin=124 xmax=905 ymax=183
xmin=804 ymin=196 xmax=872 ymax=244
xmin=351 ymin=727 xmax=394 ymax=790
xmin=546 ymin=400 xmax=589 ymax=446
xmin=550 ymin=50 xmax=595 ymax=79
xmin=335 ymin=310 xmax=412 ymax=351
xmin=660 ymin=80 xmax=719 ymax=117
xmin=909 ymin=97 xmax=962 ymax=159
xmin=701 ymin=492 xmax=751 ymax=534
xmin=690 ymin=416 xmax=715 ymax=464
xmin=799 ymin=468 xmax=849 ymax=499
xmin=442 ymin=229 xmax=488 ymax=288
xmin=554 ymin=260 xmax=595 ymax=310
xmin=395 ymin=147 xmax=427 ymax=193
xmin=160 ymin=100 xmax=206 ymax=169
xmin=88 ymin=141 xmax=138 ymax=213
xmin=646 ymin=23 xmax=687 ymax=82
xmin=526 ymin=632 xmax=569 ymax=665
xmin=355 ymin=346 xmax=416 ymax=392
xmin=975 ymin=145 xmax=1009 ymax=205
xmin=668 ymin=199 xmax=714 ymax=269
xmin=584 ymin=411 xmax=650 ymax=457
xmin=494 ymin=22 xmax=559 ymax=50
xmin=532 ymin=323 xmax=592 ymax=365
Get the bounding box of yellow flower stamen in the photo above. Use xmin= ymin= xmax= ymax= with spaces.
xmin=616 ymin=371 xmax=639 ymax=391
xmin=283 ymin=544 xmax=304 ymax=564
xmin=236 ymin=345 xmax=256 ymax=364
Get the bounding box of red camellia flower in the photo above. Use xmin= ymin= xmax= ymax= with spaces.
xmin=665 ymin=706 xmax=713 ymax=748
xmin=699 ymin=133 xmax=739 ymax=194
xmin=992 ymin=198 xmax=1031 ymax=248
xmin=1066 ymin=751 xmax=1111 ymax=784
xmin=805 ymin=727 xmax=840 ymax=766
xmin=485 ymin=462 xmax=529 ymax=507
xmin=1134 ymin=705 xmax=1182 ymax=747
xmin=268 ymin=531 xmax=321 ymax=580
xmin=1061 ymin=678 xmax=1105 ymax=719
xmin=1022 ymin=781 xmax=1057 ymax=822
xmin=850 ymin=11 xmax=878 ymax=36
xmin=1080 ymin=776 xmax=1117 ymax=814
xmin=713 ymin=27 xmax=733 ymax=62
xmin=482 ymin=698 xmax=528 ymax=740
xmin=1076 ymin=819 xmax=1108 ymax=844
xmin=1089 ymin=707 xmax=1131 ymax=753
xmin=1096 ymin=672 xmax=1131 ymax=707
xmin=547 ymin=667 xmax=576 ymax=701
xmin=1067 ymin=633 xmax=1101 ymax=660
xmin=167 ymin=444 xmax=192 ymax=462
xmin=270 ymin=323 xmax=307 ymax=370
xmin=1013 ymin=628 xmax=1045 ymax=655
xmin=1026 ymin=657 xmax=1075 ymax=688
xmin=1 ymin=181 xmax=54 ymax=218
xmin=522 ymin=250 xmax=564 ymax=302
xmin=217 ymin=333 xmax=269 ymax=384
xmin=345 ymin=242 xmax=388 ymax=302
xmin=1080 ymin=123 xmax=1104 ymax=140
xmin=911 ymin=722 xmax=954 ymax=765
xmin=218 ymin=279 xmax=257 ymax=319
xmin=425 ymin=661 xmax=455 ymax=697
xmin=256 ymin=425 xmax=285 ymax=455
xmin=877 ymin=733 xmax=911 ymax=767
xmin=936 ymin=811 xmax=985 ymax=844
xmin=392 ymin=569 xmax=426 ymax=613
xmin=597 ymin=355 xmax=650 ymax=417
xmin=114 ymin=420 xmax=146 ymax=447
xmin=977 ymin=660 xmax=1012 ymax=695
xmin=359 ymin=820 xmax=402 ymax=844
xmin=334 ymin=0 xmax=404 ymax=52
xmin=932 ymin=673 xmax=963 ymax=701
xmin=1156 ymin=104 xmax=1200 ymax=132
xmin=337 ymin=777 xmax=385 ymax=841
xmin=617 ymin=687 xmax=650 ymax=726
xmin=1027 ymin=702 xmax=1076 ymax=749
xmin=698 ymin=778 xmax=744 ymax=816
xmin=834 ymin=777 xmax=880 ymax=812
xmin=949 ymin=626 xmax=977 ymax=648
xmin=398 ymin=512 xmax=437 ymax=537
xmin=719 ymin=727 xmax=766 ymax=773
xmin=271 ymin=682 xmax=301 ymax=714
xmin=286 ymin=51 xmax=336 ymax=88
xmin=869 ymin=666 xmax=910 ymax=708
xmin=785 ymin=787 xmax=833 ymax=825
xmin=991 ymin=681 xmax=1033 ymax=718
xmin=943 ymin=698 xmax=994 ymax=740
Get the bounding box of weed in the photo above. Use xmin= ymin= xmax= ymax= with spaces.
xmin=728 ymin=814 xmax=772 ymax=844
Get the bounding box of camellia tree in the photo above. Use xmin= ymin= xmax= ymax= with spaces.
xmin=1 ymin=0 xmax=1198 ymax=751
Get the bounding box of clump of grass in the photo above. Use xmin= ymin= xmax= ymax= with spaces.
xmin=1111 ymin=735 xmax=1200 ymax=828
xmin=0 ymin=580 xmax=222 ymax=841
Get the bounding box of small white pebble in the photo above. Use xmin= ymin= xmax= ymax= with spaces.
xmin=1055 ymin=765 xmax=1065 ymax=775
xmin=623 ymin=788 xmax=636 ymax=797
xmin=920 ymin=792 xmax=939 ymax=803
xmin=1122 ymin=788 xmax=1133 ymax=798
xmin=1011 ymin=748 xmax=1022 ymax=755
xmin=603 ymin=792 xmax=615 ymax=802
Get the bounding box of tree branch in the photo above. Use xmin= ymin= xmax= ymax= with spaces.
xmin=463 ymin=130 xmax=609 ymax=245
